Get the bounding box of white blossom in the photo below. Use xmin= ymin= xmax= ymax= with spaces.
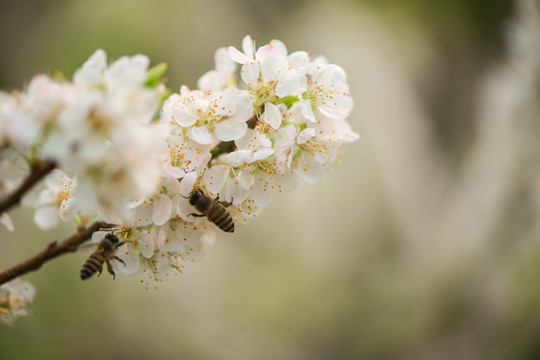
xmin=0 ymin=278 xmax=36 ymax=325
xmin=0 ymin=36 xmax=358 ymax=284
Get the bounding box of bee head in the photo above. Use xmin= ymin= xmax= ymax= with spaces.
xmin=190 ymin=188 xmax=209 ymax=211
xmin=101 ymin=233 xmax=120 ymax=249
xmin=189 ymin=189 xmax=203 ymax=206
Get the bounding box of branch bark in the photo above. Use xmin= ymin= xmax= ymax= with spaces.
xmin=0 ymin=160 xmax=56 ymax=215
xmin=0 ymin=221 xmax=111 ymax=285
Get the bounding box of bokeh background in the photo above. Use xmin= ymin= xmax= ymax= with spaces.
xmin=1 ymin=0 xmax=540 ymax=359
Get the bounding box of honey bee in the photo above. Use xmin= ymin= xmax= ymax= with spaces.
xmin=189 ymin=188 xmax=235 ymax=233
xmin=80 ymin=233 xmax=126 ymax=280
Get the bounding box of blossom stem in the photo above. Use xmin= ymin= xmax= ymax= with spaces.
xmin=0 ymin=160 xmax=56 ymax=215
xmin=0 ymin=221 xmax=111 ymax=285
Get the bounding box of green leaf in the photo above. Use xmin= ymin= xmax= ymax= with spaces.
xmin=52 ymin=71 xmax=67 ymax=82
xmin=145 ymin=62 xmax=168 ymax=87
xmin=275 ymin=95 xmax=299 ymax=109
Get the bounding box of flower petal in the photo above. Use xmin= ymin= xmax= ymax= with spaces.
xmin=190 ymin=126 xmax=215 ymax=145
xmin=202 ymin=165 xmax=230 ymax=194
xmin=34 ymin=206 xmax=60 ymax=230
xmin=225 ymin=149 xmax=252 ymax=167
xmin=214 ymin=119 xmax=247 ymax=141
xmin=228 ymin=46 xmax=250 ymax=64
xmin=297 ymin=128 xmax=316 ymax=144
xmin=0 ymin=213 xmax=14 ymax=232
xmin=215 ymin=47 xmax=236 ymax=73
xmin=175 ymin=194 xmax=195 ymax=222
xmin=242 ymin=35 xmax=255 ymax=59
xmin=262 ymin=102 xmax=282 ymax=130
xmin=136 ymin=229 xmax=155 ymax=258
xmin=241 ymin=62 xmax=260 ymax=88
xmin=300 ymin=99 xmax=316 ymax=122
xmin=113 ymin=243 xmax=140 ymax=275
xmin=179 ymin=171 xmax=197 ymax=195
xmin=153 ymin=196 xmax=172 ymax=226
xmin=275 ymin=69 xmax=301 ymax=98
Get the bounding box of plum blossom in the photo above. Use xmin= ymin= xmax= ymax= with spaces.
xmin=163 ymin=86 xmax=253 ymax=144
xmin=0 ymin=278 xmax=35 ymax=325
xmin=0 ymin=36 xmax=358 ymax=285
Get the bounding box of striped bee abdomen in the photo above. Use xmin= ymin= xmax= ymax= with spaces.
xmin=209 ymin=204 xmax=235 ymax=233
xmin=80 ymin=253 xmax=105 ymax=280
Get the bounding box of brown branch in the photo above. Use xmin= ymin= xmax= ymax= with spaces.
xmin=0 ymin=160 xmax=56 ymax=215
xmin=0 ymin=221 xmax=111 ymax=285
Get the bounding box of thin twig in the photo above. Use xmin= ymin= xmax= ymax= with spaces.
xmin=0 ymin=160 xmax=56 ymax=215
xmin=0 ymin=221 xmax=111 ymax=285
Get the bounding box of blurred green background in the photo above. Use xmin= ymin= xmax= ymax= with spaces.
xmin=2 ymin=0 xmax=540 ymax=359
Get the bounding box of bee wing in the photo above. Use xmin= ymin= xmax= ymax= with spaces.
xmin=77 ymin=243 xmax=98 ymax=252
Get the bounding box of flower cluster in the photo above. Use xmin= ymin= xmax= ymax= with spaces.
xmin=0 ymin=50 xmax=167 ymax=228
xmin=0 ymin=278 xmax=35 ymax=325
xmin=1 ymin=35 xmax=357 ymax=285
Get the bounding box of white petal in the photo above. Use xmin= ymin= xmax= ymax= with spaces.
xmin=299 ymin=154 xmax=323 ymax=184
xmin=113 ymin=243 xmax=140 ymax=275
xmin=172 ymin=103 xmax=198 ymax=127
xmin=163 ymin=174 xmax=184 ymax=196
xmin=262 ymin=102 xmax=282 ymax=129
xmin=202 ymin=165 xmax=230 ymax=194
xmin=179 ymin=171 xmax=197 ymax=195
xmin=215 ymin=47 xmax=236 ymax=73
xmin=314 ymin=64 xmax=347 ymax=84
xmin=235 ymin=128 xmax=254 ymax=149
xmin=92 ymin=231 xmax=108 ymax=243
xmin=190 ymin=126 xmax=215 ymax=145
xmin=242 ymin=35 xmax=255 ymax=58
xmin=225 ymin=179 xmax=249 ymax=204
xmin=273 ymin=170 xmax=300 ymax=192
xmin=136 ymin=230 xmax=155 ymax=258
xmin=35 ymin=189 xmax=56 ymax=208
xmin=237 ymin=169 xmax=254 ymax=189
xmin=228 ymin=46 xmax=250 ymax=64
xmin=153 ymin=196 xmax=172 ymax=226
xmin=269 ymin=39 xmax=288 ymax=57
xmin=261 ymin=56 xmax=288 ymax=83
xmin=34 ymin=206 xmax=60 ymax=230
xmin=175 ymin=194 xmax=195 ymax=222
xmin=45 ymin=169 xmax=70 ymax=192
xmin=297 ymin=128 xmax=316 ymax=144
xmin=255 ymin=44 xmax=273 ymax=62
xmin=256 ymin=132 xmax=272 ymax=148
xmin=288 ymin=51 xmax=310 ymax=69
xmin=275 ymin=69 xmax=300 ymax=98
xmin=157 ymin=226 xmax=167 ymax=250
xmin=197 ymin=70 xmax=223 ymax=91
xmin=252 ymin=147 xmax=274 ymax=161
xmin=250 ymin=178 xmax=272 ymax=208
xmin=301 ymin=99 xmax=316 ymax=122
xmin=215 ymin=119 xmax=247 ymax=141
xmin=225 ymin=150 xmax=252 ymax=167
xmin=73 ymin=49 xmax=107 ymax=85
xmin=201 ymin=229 xmax=217 ymax=246
xmin=163 ymin=163 xmax=185 ymax=178
xmin=233 ymin=91 xmax=255 ymax=121
xmin=241 ymin=62 xmax=260 ymax=88
xmin=0 ymin=213 xmax=14 ymax=232
xmin=129 ymin=201 xmax=154 ymax=227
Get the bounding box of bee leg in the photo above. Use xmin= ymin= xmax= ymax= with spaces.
xmin=106 ymin=259 xmax=116 ymax=280
xmin=97 ymin=264 xmax=104 ymax=277
xmin=112 ymin=256 xmax=126 ymax=267
xmin=219 ymin=197 xmax=233 ymax=208
xmin=189 ymin=213 xmax=205 ymax=217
